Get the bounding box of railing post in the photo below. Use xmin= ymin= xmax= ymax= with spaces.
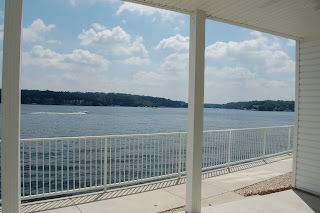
xmin=287 ymin=127 xmax=291 ymax=154
xmin=263 ymin=128 xmax=267 ymax=160
xmin=178 ymin=133 xmax=182 ymax=178
xmin=104 ymin=137 xmax=108 ymax=192
xmin=228 ymin=130 xmax=232 ymax=168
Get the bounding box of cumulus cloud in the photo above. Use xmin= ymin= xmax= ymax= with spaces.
xmin=133 ymin=71 xmax=168 ymax=86
xmin=155 ymin=34 xmax=189 ymax=52
xmin=23 ymin=45 xmax=111 ymax=73
xmin=287 ymin=39 xmax=296 ymax=47
xmin=78 ymin=23 xmax=148 ymax=56
xmin=69 ymin=0 xmax=116 ymax=6
xmin=205 ymin=34 xmax=295 ymax=73
xmin=160 ymin=52 xmax=189 ymax=74
xmin=204 ymin=75 xmax=294 ymax=103
xmin=206 ymin=67 xmax=256 ymax=80
xmin=121 ymin=56 xmax=150 ymax=65
xmin=116 ymin=2 xmax=180 ymax=22
xmin=47 ymin=40 xmax=62 ymax=45
xmin=23 ymin=19 xmax=55 ymax=43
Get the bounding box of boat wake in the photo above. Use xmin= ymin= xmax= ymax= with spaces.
xmin=31 ymin=111 xmax=88 ymax=115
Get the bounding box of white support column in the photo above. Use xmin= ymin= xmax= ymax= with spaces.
xmin=1 ymin=0 xmax=24 ymax=212
xmin=292 ymin=40 xmax=300 ymax=188
xmin=186 ymin=10 xmax=206 ymax=213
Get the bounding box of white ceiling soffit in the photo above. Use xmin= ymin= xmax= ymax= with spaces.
xmin=123 ymin=0 xmax=320 ymax=40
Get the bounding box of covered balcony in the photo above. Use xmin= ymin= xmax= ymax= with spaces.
xmin=1 ymin=0 xmax=320 ymax=212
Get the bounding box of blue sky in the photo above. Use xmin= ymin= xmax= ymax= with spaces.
xmin=0 ymin=0 xmax=296 ymax=104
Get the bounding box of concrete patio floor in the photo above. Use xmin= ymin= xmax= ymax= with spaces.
xmin=9 ymin=155 xmax=295 ymax=213
xmin=198 ymin=189 xmax=320 ymax=213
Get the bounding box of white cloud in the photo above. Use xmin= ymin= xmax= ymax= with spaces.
xmin=202 ymin=32 xmax=295 ymax=103
xmin=287 ymin=39 xmax=296 ymax=47
xmin=265 ymin=80 xmax=288 ymax=88
xmin=204 ymin=76 xmax=294 ymax=103
xmin=160 ymin=52 xmax=189 ymax=75
xmin=155 ymin=34 xmax=189 ymax=52
xmin=69 ymin=0 xmax=116 ymax=6
xmin=116 ymin=2 xmax=179 ymax=22
xmin=133 ymin=71 xmax=168 ymax=86
xmin=121 ymin=56 xmax=150 ymax=65
xmin=250 ymin=30 xmax=264 ymax=37
xmin=78 ymin=24 xmax=148 ymax=56
xmin=23 ymin=45 xmax=111 ymax=73
xmin=47 ymin=40 xmax=62 ymax=45
xmin=206 ymin=67 xmax=256 ymax=80
xmin=205 ymin=34 xmax=295 ymax=73
xmin=23 ymin=19 xmax=55 ymax=43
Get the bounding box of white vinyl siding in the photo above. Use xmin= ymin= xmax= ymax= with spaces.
xmin=294 ymin=37 xmax=320 ymax=196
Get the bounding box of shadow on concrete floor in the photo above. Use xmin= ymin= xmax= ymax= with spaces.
xmin=293 ymin=189 xmax=320 ymax=213
xmin=18 ymin=155 xmax=291 ymax=213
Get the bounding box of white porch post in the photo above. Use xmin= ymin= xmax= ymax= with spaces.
xmin=186 ymin=10 xmax=206 ymax=213
xmin=1 ymin=0 xmax=24 ymax=212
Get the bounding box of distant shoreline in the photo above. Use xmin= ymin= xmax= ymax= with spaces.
xmin=0 ymin=89 xmax=294 ymax=112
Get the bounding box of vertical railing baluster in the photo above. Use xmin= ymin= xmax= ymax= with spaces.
xmin=22 ymin=141 xmax=25 ymax=197
xmin=104 ymin=137 xmax=108 ymax=192
xmin=150 ymin=136 xmax=152 ymax=178
xmin=90 ymin=139 xmax=92 ymax=187
xmin=228 ymin=131 xmax=232 ymax=168
xmin=141 ymin=137 xmax=144 ymax=180
xmin=84 ymin=139 xmax=87 ymax=188
xmin=133 ymin=137 xmax=135 ymax=181
xmin=95 ymin=140 xmax=98 ymax=186
xmin=79 ymin=140 xmax=81 ymax=189
xmin=178 ymin=134 xmax=182 ymax=178
xmin=109 ymin=138 xmax=112 ymax=185
xmin=114 ymin=138 xmax=117 ymax=184
xmin=61 ymin=140 xmax=64 ymax=191
xmin=166 ymin=135 xmax=168 ymax=175
xmin=157 ymin=136 xmax=160 ymax=176
xmin=29 ymin=142 xmax=32 ymax=196
xmin=169 ymin=136 xmax=174 ymax=174
xmin=43 ymin=141 xmax=45 ymax=194
xmin=119 ymin=138 xmax=122 ymax=183
xmin=263 ymin=128 xmax=267 ymax=160
xmin=55 ymin=141 xmax=57 ymax=193
xmin=129 ymin=137 xmax=131 ymax=181
xmin=67 ymin=140 xmax=69 ymax=191
xmin=100 ymin=139 xmax=103 ymax=186
xmin=124 ymin=137 xmax=127 ymax=182
xmin=175 ymin=135 xmax=177 ymax=174
xmin=161 ymin=136 xmax=164 ymax=176
xmin=287 ymin=127 xmax=291 ymax=153
xmin=73 ymin=140 xmax=75 ymax=191
xmin=137 ymin=137 xmax=140 ymax=180
xmin=36 ymin=141 xmax=38 ymax=195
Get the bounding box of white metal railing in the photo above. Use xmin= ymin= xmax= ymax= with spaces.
xmin=0 ymin=125 xmax=294 ymax=201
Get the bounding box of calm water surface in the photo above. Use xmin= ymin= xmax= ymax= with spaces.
xmin=9 ymin=104 xmax=296 ymax=139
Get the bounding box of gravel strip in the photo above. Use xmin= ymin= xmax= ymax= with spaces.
xmin=159 ymin=206 xmax=185 ymax=213
xmin=160 ymin=173 xmax=292 ymax=212
xmin=234 ymin=172 xmax=292 ymax=197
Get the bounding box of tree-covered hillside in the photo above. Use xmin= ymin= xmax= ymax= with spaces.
xmin=204 ymin=100 xmax=294 ymax=111
xmin=0 ymin=89 xmax=294 ymax=111
xmin=16 ymin=90 xmax=187 ymax=108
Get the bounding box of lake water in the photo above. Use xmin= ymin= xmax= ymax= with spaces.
xmin=0 ymin=104 xmax=295 ymax=198
xmin=13 ymin=104 xmax=295 ymax=139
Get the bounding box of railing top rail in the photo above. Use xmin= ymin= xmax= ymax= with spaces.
xmin=204 ymin=125 xmax=294 ymax=133
xmin=0 ymin=125 xmax=293 ymax=143
xmin=19 ymin=131 xmax=185 ymax=142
